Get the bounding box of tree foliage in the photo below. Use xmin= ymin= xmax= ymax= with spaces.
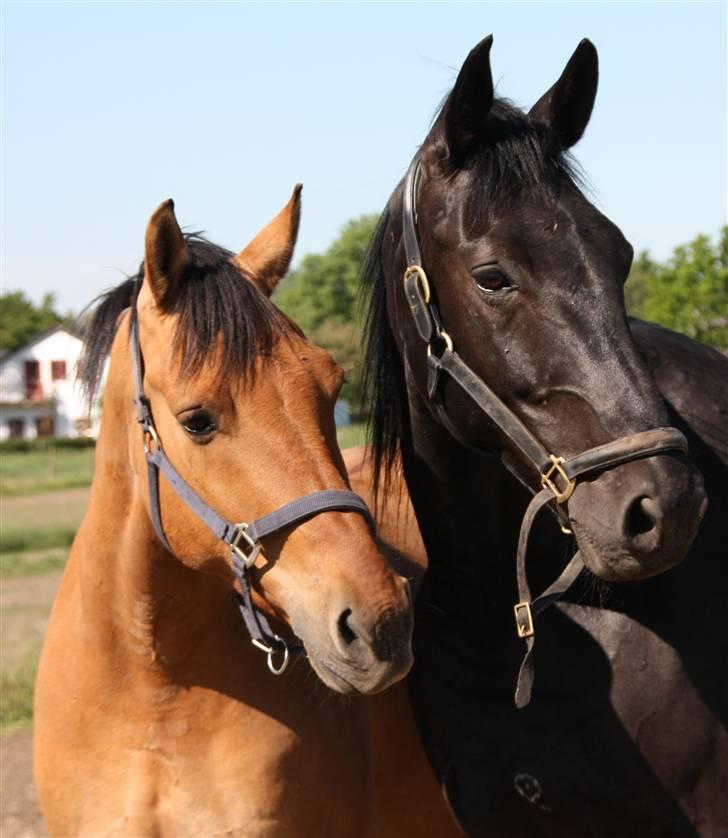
xmin=0 ymin=291 xmax=64 ymax=353
xmin=625 ymin=227 xmax=728 ymax=349
xmin=275 ymin=214 xmax=379 ymax=407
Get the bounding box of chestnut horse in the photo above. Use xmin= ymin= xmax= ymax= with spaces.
xmin=34 ymin=189 xmax=417 ymax=837
xmin=361 ymin=35 xmax=725 ymax=836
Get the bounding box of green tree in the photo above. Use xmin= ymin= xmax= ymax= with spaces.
xmin=275 ymin=214 xmax=379 ymax=408
xmin=0 ymin=291 xmax=64 ymax=352
xmin=625 ymin=227 xmax=728 ymax=349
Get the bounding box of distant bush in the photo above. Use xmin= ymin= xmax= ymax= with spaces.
xmin=0 ymin=436 xmax=96 ymax=453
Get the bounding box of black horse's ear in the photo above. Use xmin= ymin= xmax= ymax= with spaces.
xmin=444 ymin=35 xmax=495 ymax=167
xmin=529 ymin=39 xmax=598 ymax=149
xmin=144 ymin=199 xmax=189 ymax=309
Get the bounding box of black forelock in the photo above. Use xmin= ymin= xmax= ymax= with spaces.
xmin=78 ymin=234 xmax=297 ymax=406
xmin=436 ymin=98 xmax=586 ymax=218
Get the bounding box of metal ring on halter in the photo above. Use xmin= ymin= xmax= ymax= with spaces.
xmin=143 ymin=425 xmax=160 ymax=454
xmin=427 ymin=329 xmax=454 ymax=358
xmin=252 ymin=636 xmax=291 ymax=675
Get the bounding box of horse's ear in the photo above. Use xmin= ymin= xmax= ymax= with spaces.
xmin=235 ymin=184 xmax=302 ymax=296
xmin=144 ymin=199 xmax=189 ymax=308
xmin=529 ymin=39 xmax=598 ymax=149
xmin=444 ymin=35 xmax=495 ymax=167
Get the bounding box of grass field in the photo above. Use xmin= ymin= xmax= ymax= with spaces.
xmin=336 ymin=422 xmax=366 ymax=450
xmin=1 ymin=446 xmax=95 ymax=496
xmin=0 ymin=487 xmax=86 ymax=728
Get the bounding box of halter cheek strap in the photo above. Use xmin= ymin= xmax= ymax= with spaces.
xmin=400 ymin=157 xmax=689 ymax=706
xmin=129 ymin=303 xmax=373 ymax=675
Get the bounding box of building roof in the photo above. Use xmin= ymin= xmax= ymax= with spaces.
xmin=0 ymin=324 xmax=84 ymax=365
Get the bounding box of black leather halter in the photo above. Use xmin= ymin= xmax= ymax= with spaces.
xmin=399 ymin=158 xmax=689 ymax=706
xmin=130 ymin=301 xmax=372 ymax=675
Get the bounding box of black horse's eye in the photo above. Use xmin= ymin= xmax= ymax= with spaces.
xmin=472 ymin=265 xmax=515 ymax=294
xmin=179 ymin=410 xmax=217 ymax=438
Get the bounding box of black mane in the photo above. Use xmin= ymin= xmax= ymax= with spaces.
xmin=78 ymin=234 xmax=296 ymax=405
xmin=361 ymin=97 xmax=583 ymax=491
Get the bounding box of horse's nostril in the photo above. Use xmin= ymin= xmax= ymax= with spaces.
xmin=336 ymin=609 xmax=357 ymax=646
xmin=626 ymin=496 xmax=658 ymax=538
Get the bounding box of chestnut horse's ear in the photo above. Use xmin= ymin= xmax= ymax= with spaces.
xmin=529 ymin=39 xmax=599 ymax=149
xmin=235 ymin=184 xmax=302 ymax=296
xmin=444 ymin=35 xmax=495 ymax=167
xmin=144 ymin=199 xmax=189 ymax=309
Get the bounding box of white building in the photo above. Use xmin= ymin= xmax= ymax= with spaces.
xmin=0 ymin=326 xmax=99 ymax=441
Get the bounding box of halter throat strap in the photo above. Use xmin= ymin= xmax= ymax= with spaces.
xmin=399 ymin=156 xmax=689 ymax=706
xmin=129 ymin=303 xmax=372 ymax=674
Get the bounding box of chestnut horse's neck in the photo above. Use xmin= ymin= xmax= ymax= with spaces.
xmin=74 ymin=317 xmax=242 ymax=686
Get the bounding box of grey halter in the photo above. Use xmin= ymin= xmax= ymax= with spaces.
xmin=399 ymin=157 xmax=689 ymax=706
xmin=130 ymin=300 xmax=372 ymax=675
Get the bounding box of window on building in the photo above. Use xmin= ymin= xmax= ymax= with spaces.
xmin=51 ymin=360 xmax=67 ymax=381
xmin=24 ymin=360 xmax=42 ymax=399
xmin=8 ymin=418 xmax=25 ymax=438
xmin=35 ymin=416 xmax=55 ymax=437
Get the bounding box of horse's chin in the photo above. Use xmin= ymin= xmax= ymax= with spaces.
xmin=304 ymin=646 xmax=412 ymax=696
xmin=570 ymin=520 xmax=684 ymax=582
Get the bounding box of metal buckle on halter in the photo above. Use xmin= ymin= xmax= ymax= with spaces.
xmin=514 ymin=601 xmax=535 ymax=639
xmin=142 ymin=424 xmax=161 ymax=454
xmin=540 ymin=455 xmax=576 ymax=505
xmin=403 ymin=265 xmax=431 ymax=303
xmin=252 ymin=635 xmax=291 ymax=675
xmin=231 ymin=523 xmax=261 ymax=570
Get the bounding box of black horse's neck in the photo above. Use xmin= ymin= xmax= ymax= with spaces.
xmin=399 ymin=374 xmax=567 ymax=637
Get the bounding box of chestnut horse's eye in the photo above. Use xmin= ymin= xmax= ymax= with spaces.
xmin=472 ymin=265 xmax=515 ymax=294
xmin=180 ymin=410 xmax=217 ymax=438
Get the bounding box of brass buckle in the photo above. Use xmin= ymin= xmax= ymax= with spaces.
xmin=403 ymin=265 xmax=431 ymax=304
xmin=514 ymin=601 xmax=534 ymax=639
xmin=540 ymin=455 xmax=576 ymax=504
xmin=231 ymin=523 xmax=261 ymax=570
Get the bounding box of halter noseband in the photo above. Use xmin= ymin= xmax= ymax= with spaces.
xmin=130 ymin=300 xmax=372 ymax=675
xmin=399 ymin=158 xmax=688 ymax=707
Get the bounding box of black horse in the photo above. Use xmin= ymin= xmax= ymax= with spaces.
xmin=363 ymin=36 xmax=727 ymax=837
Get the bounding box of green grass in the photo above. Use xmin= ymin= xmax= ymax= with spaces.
xmin=336 ymin=422 xmax=366 ymax=450
xmin=0 ymin=446 xmax=95 ymax=496
xmin=0 ymin=654 xmax=37 ymax=729
xmin=1 ymin=527 xmax=76 ymax=554
xmin=0 ymin=547 xmax=69 ymax=579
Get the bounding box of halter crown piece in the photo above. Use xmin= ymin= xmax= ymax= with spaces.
xmin=130 ymin=299 xmax=372 ymax=675
xmin=399 ymin=157 xmax=689 ymax=707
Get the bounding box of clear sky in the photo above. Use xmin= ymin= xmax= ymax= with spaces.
xmin=2 ymin=1 xmax=726 ymax=313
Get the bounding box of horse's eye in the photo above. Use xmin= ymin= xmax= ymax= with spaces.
xmin=180 ymin=410 xmax=217 ymax=438
xmin=472 ymin=265 xmax=515 ymax=294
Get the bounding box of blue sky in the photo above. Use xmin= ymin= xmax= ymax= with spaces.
xmin=2 ymin=1 xmax=726 ymax=313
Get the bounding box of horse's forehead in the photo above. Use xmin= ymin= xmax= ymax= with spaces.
xmin=275 ymin=335 xmax=343 ymax=383
xmin=429 ymin=176 xmax=625 ymax=264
